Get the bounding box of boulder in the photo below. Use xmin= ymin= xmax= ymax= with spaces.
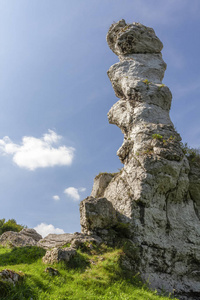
xmin=0 ymin=228 xmax=42 ymax=247
xmin=20 ymin=228 xmax=42 ymax=242
xmin=80 ymin=196 xmax=117 ymax=234
xmin=91 ymin=173 xmax=114 ymax=198
xmin=42 ymin=247 xmax=76 ymax=264
xmin=37 ymin=232 xmax=102 ymax=250
xmin=0 ymin=269 xmax=24 ymax=286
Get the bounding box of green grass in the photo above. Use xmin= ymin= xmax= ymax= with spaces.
xmin=0 ymin=245 xmax=177 ymax=300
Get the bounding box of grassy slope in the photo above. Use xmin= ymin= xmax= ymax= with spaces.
xmin=0 ymin=245 xmax=178 ymax=300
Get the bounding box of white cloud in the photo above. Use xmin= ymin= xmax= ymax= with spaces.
xmin=64 ymin=186 xmax=86 ymax=201
xmin=64 ymin=187 xmax=80 ymax=201
xmin=34 ymin=223 xmax=65 ymax=238
xmin=0 ymin=130 xmax=75 ymax=171
xmin=53 ymin=195 xmax=60 ymax=201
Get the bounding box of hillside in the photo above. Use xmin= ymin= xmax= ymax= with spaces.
xmin=0 ymin=243 xmax=177 ymax=300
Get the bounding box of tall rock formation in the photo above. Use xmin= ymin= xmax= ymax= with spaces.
xmin=80 ymin=20 xmax=200 ymax=299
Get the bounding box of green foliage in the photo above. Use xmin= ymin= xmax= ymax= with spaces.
xmin=143 ymin=147 xmax=154 ymax=156
xmin=0 ymin=245 xmax=178 ymax=300
xmin=143 ymin=79 xmax=151 ymax=86
xmin=0 ymin=219 xmax=26 ymax=235
xmin=152 ymin=134 xmax=163 ymax=140
xmin=0 ymin=279 xmax=11 ymax=298
xmin=180 ymin=143 xmax=200 ymax=164
xmin=64 ymin=250 xmax=89 ymax=271
xmin=158 ymin=84 xmax=165 ymax=90
xmin=61 ymin=243 xmax=71 ymax=249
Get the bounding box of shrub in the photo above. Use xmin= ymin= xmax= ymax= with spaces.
xmin=180 ymin=143 xmax=200 ymax=164
xmin=0 ymin=219 xmax=26 ymax=235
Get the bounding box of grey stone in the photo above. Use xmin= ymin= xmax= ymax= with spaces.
xmin=44 ymin=267 xmax=59 ymax=276
xmin=37 ymin=232 xmax=102 ymax=250
xmin=0 ymin=269 xmax=24 ymax=286
xmin=189 ymin=161 xmax=200 ymax=218
xmin=91 ymin=173 xmax=114 ymax=198
xmin=80 ymin=197 xmax=117 ymax=234
xmin=0 ymin=228 xmax=42 ymax=247
xmin=42 ymin=247 xmax=76 ymax=264
xmin=87 ymin=19 xmax=200 ymax=298
xmin=20 ymin=228 xmax=42 ymax=242
xmin=106 ymin=19 xmax=163 ymax=56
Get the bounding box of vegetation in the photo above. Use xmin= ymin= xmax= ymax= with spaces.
xmin=120 ymin=24 xmax=131 ymax=32
xmin=0 ymin=244 xmax=178 ymax=300
xmin=180 ymin=142 xmax=200 ymax=164
xmin=152 ymin=134 xmax=176 ymax=145
xmin=0 ymin=219 xmax=26 ymax=235
xmin=143 ymin=147 xmax=154 ymax=156
xmin=152 ymin=134 xmax=163 ymax=140
xmin=142 ymin=79 xmax=151 ymax=86
xmin=158 ymin=84 xmax=165 ymax=90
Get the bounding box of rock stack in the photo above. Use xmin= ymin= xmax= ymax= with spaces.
xmin=2 ymin=19 xmax=198 ymax=300
xmin=80 ymin=20 xmax=200 ymax=299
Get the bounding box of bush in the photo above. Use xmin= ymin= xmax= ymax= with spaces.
xmin=0 ymin=219 xmax=26 ymax=235
xmin=180 ymin=143 xmax=200 ymax=164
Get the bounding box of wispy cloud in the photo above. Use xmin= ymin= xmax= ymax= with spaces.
xmin=0 ymin=130 xmax=75 ymax=171
xmin=64 ymin=187 xmax=86 ymax=201
xmin=53 ymin=195 xmax=60 ymax=201
xmin=34 ymin=223 xmax=65 ymax=238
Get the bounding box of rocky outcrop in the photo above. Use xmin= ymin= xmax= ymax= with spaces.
xmin=37 ymin=232 xmax=102 ymax=250
xmin=0 ymin=228 xmax=42 ymax=247
xmin=42 ymin=247 xmax=76 ymax=264
xmin=0 ymin=269 xmax=24 ymax=286
xmin=91 ymin=173 xmax=115 ymax=198
xmin=80 ymin=20 xmax=200 ymax=299
xmin=80 ymin=197 xmax=117 ymax=234
xmin=20 ymin=228 xmax=42 ymax=242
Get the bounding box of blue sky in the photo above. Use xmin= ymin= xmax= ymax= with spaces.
xmin=0 ymin=0 xmax=200 ymax=237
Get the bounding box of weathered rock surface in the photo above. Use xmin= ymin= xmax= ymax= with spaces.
xmin=0 ymin=228 xmax=42 ymax=247
xmin=91 ymin=173 xmax=115 ymax=198
xmin=80 ymin=20 xmax=200 ymax=300
xmin=42 ymin=247 xmax=76 ymax=264
xmin=0 ymin=269 xmax=24 ymax=286
xmin=106 ymin=20 xmax=163 ymax=56
xmin=44 ymin=267 xmax=59 ymax=276
xmin=37 ymin=232 xmax=102 ymax=250
xmin=80 ymin=197 xmax=117 ymax=234
xmin=20 ymin=228 xmax=42 ymax=242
